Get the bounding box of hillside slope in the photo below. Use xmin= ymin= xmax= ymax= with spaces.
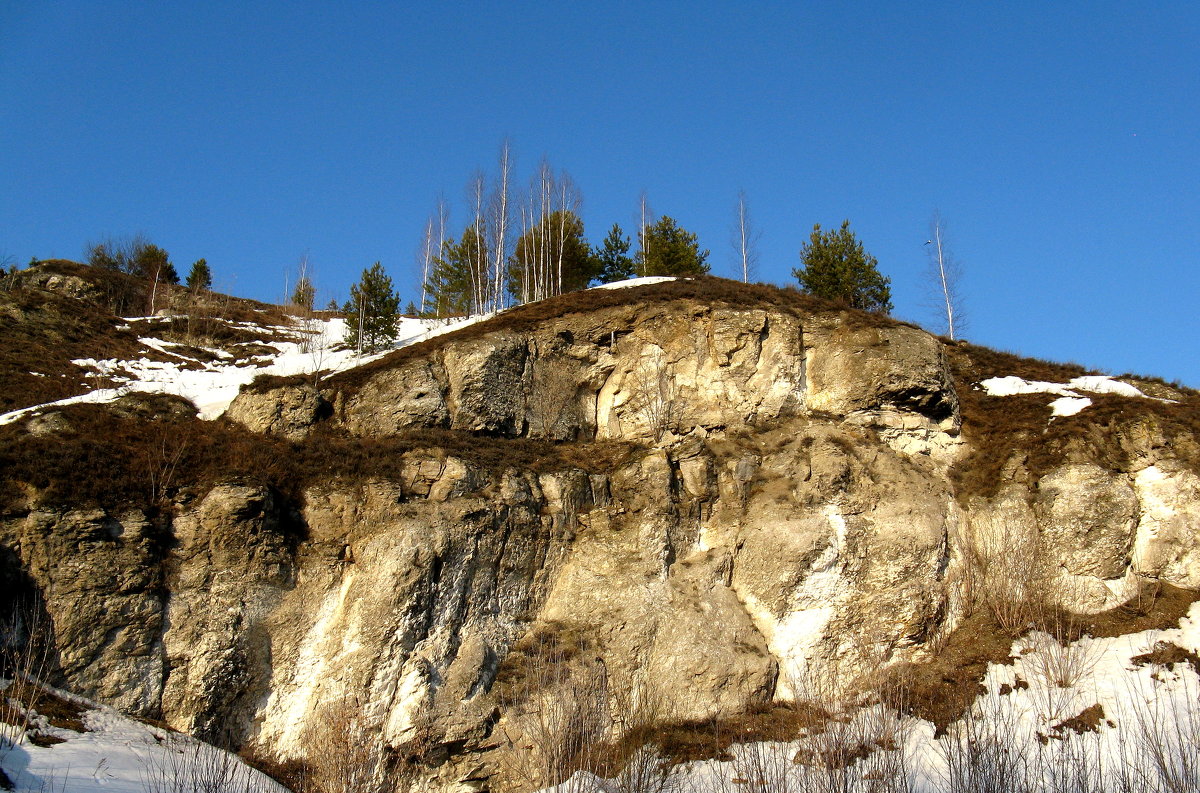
xmin=2 ymin=268 xmax=1200 ymax=792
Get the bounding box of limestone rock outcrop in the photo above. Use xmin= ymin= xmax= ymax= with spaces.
xmin=232 ymin=299 xmax=959 ymax=451
xmin=3 ymin=285 xmax=1198 ymax=792
xmin=226 ymin=384 xmax=330 ymax=440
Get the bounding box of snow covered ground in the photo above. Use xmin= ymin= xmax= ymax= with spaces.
xmin=589 ymin=275 xmax=678 ymax=291
xmin=980 ymin=374 xmax=1159 ymax=417
xmin=0 ymin=683 xmax=285 ymax=793
xmin=549 ymin=603 xmax=1200 ymax=793
xmin=0 ymin=276 xmax=682 ymax=429
xmin=0 ymin=313 xmax=479 ymax=427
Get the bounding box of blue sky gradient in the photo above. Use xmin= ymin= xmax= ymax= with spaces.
xmin=2 ymin=2 xmax=1197 ymax=384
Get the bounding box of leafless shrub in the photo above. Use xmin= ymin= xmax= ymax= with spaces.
xmin=528 ymin=356 xmax=581 ymax=440
xmin=1017 ymin=631 xmax=1101 ymax=723
xmin=496 ymin=635 xmax=611 ymax=793
xmin=180 ymin=289 xmax=216 ymax=346
xmin=609 ymin=676 xmax=683 ymax=793
xmin=799 ymin=671 xmax=919 ymax=793
xmin=294 ymin=315 xmax=331 ymax=387
xmin=309 ymin=695 xmax=386 ymax=793
xmin=1038 ymin=730 xmax=1108 ymax=793
xmin=15 ymin=764 xmax=72 ymax=793
xmin=1121 ymin=663 xmax=1200 ymax=793
xmin=140 ymin=423 xmax=190 ymax=507
xmin=698 ymin=662 xmax=920 ymax=793
xmin=937 ymin=695 xmax=1034 ymax=793
xmin=628 ymin=353 xmax=685 ymax=443
xmin=139 ymin=733 xmax=274 ymax=793
xmin=0 ymin=599 xmax=54 ymax=755
xmin=717 ymin=739 xmax=798 ymax=793
xmin=963 ymin=523 xmax=1048 ymax=637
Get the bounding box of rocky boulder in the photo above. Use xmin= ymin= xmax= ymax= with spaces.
xmin=226 ymin=383 xmax=330 ymax=440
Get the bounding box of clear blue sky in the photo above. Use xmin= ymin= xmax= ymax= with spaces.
xmin=3 ymin=2 xmax=1197 ymax=385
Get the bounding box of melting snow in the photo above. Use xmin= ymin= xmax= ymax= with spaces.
xmin=979 ymin=376 xmax=1080 ymax=397
xmin=0 ymin=684 xmax=284 ymax=793
xmin=0 ymin=314 xmax=480 ymax=427
xmin=1 ymin=283 xmax=665 ymax=428
xmin=590 ymin=276 xmax=679 ymax=290
xmin=980 ymin=374 xmax=1151 ymax=399
xmin=979 ymin=374 xmax=1157 ymax=419
xmin=553 ymin=603 xmax=1200 ymax=793
xmin=1050 ymin=396 xmax=1093 ymax=416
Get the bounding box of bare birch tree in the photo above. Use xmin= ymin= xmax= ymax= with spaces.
xmin=925 ymin=211 xmax=965 ymax=340
xmin=414 ymin=194 xmax=450 ymax=317
xmin=488 ymin=140 xmax=513 ymax=314
xmin=432 ymin=195 xmax=449 ymax=317
xmin=509 ymin=159 xmax=584 ymax=305
xmin=292 ymin=254 xmax=315 ymax=313
xmin=637 ymin=192 xmax=654 ymax=277
xmin=468 ymin=171 xmax=489 ymax=315
xmin=537 ymin=158 xmax=556 ymax=299
xmin=556 ymin=171 xmax=581 ymax=295
xmin=733 ymin=189 xmax=760 ymax=283
xmin=417 ymin=215 xmax=435 ymax=317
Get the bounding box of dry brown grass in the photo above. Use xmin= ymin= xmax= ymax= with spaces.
xmin=0 ymin=261 xmax=297 ymax=413
xmin=23 ymin=259 xmax=290 ymax=324
xmin=883 ymin=581 xmax=1199 ymax=734
xmin=882 ymin=610 xmax=1018 ymax=734
xmin=0 ymin=402 xmax=641 ymax=514
xmin=0 ymin=285 xmax=147 ymax=412
xmin=237 ymin=750 xmax=319 ymax=793
xmin=946 ymin=340 xmax=1093 ymax=385
xmin=1131 ymin=640 xmax=1200 ymax=677
xmin=946 ymin=342 xmax=1200 ymax=505
xmin=1074 ymin=581 xmax=1200 ymax=638
xmin=632 ymin=701 xmax=830 ymax=766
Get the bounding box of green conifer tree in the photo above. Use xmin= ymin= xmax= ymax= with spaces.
xmin=131 ymin=243 xmax=179 ymax=285
xmin=425 ymin=225 xmax=490 ymax=317
xmin=792 ymin=220 xmax=892 ymax=313
xmin=509 ymin=210 xmax=596 ymax=300
xmin=592 ymin=224 xmax=636 ymax=283
xmin=186 ymin=259 xmax=212 ymax=291
xmin=345 ymin=262 xmax=401 ymax=353
xmin=292 ymin=275 xmax=315 ymax=310
xmin=638 ymin=216 xmax=710 ymax=276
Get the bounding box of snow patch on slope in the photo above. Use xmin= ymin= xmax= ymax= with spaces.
xmin=556 ymin=603 xmax=1200 ymax=793
xmin=1049 ymin=396 xmax=1093 ymax=416
xmin=590 ymin=276 xmax=679 ymax=290
xmin=0 ymin=683 xmax=285 ymax=793
xmin=980 ymin=374 xmax=1158 ymax=419
xmin=0 ymin=314 xmax=480 ymax=427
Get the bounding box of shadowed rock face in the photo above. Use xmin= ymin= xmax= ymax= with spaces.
xmin=4 ymin=295 xmax=1197 ymax=791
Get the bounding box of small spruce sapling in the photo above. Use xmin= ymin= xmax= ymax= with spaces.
xmin=344 ymin=262 xmax=401 ymax=354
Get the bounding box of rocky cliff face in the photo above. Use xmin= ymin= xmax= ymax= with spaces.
xmin=2 ymin=282 xmax=1197 ymax=791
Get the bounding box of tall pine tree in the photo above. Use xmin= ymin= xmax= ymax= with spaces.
xmin=186 ymin=259 xmax=212 ymax=291
xmin=345 ymin=262 xmax=400 ymax=353
xmin=425 ymin=224 xmax=490 ymax=317
xmin=509 ymin=210 xmax=595 ymax=300
xmin=638 ymin=216 xmax=710 ymax=276
xmin=792 ymin=220 xmax=892 ymax=313
xmin=592 ymin=223 xmax=636 ymax=283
